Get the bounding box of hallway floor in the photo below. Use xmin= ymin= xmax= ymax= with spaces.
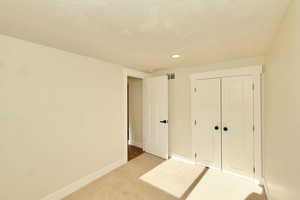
xmin=128 ymin=145 xmax=144 ymax=161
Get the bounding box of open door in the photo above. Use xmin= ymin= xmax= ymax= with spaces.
xmin=143 ymin=76 xmax=168 ymax=159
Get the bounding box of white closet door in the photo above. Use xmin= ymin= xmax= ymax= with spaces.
xmin=222 ymin=76 xmax=254 ymax=177
xmin=192 ymin=79 xmax=221 ymax=169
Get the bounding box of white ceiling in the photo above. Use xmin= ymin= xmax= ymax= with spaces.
xmin=0 ymin=0 xmax=291 ymax=71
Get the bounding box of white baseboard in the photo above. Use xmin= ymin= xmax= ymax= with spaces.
xmin=262 ymin=178 xmax=272 ymax=200
xmin=128 ymin=140 xmax=143 ymax=149
xmin=40 ymin=159 xmax=126 ymax=200
xmin=171 ymin=154 xmax=263 ymax=186
xmin=170 ymin=154 xmax=195 ymax=165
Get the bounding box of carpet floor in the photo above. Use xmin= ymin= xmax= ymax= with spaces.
xmin=140 ymin=158 xmax=205 ymax=198
xmin=64 ymin=153 xmax=266 ymax=200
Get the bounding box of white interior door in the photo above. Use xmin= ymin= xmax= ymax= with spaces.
xmin=143 ymin=76 xmax=168 ymax=159
xmin=221 ymin=76 xmax=254 ymax=177
xmin=192 ymin=78 xmax=221 ymax=169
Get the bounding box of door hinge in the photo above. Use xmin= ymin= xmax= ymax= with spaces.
xmin=194 ymin=120 xmax=197 ymax=125
xmin=194 ymin=88 xmax=197 ymax=92
xmin=252 ymin=83 xmax=255 ymax=90
xmin=252 ymin=125 xmax=255 ymax=132
xmin=194 ymin=152 xmax=197 ymax=159
xmin=253 ymin=167 xmax=256 ymax=174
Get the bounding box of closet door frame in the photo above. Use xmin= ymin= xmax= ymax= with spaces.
xmin=190 ymin=65 xmax=263 ymax=183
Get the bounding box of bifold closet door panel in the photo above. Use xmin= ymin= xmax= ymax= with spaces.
xmin=192 ymin=79 xmax=221 ymax=169
xmin=221 ymin=76 xmax=254 ymax=177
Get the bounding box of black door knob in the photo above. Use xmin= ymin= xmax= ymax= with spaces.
xmin=160 ymin=120 xmax=168 ymax=124
xmin=223 ymin=127 xmax=228 ymax=131
xmin=214 ymin=126 xmax=219 ymax=130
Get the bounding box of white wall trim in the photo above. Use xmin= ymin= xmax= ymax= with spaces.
xmin=190 ymin=65 xmax=263 ymax=80
xmin=254 ymin=73 xmax=263 ymax=181
xmin=170 ymin=154 xmax=263 ymax=185
xmin=262 ymin=178 xmax=272 ymax=200
xmin=170 ymin=154 xmax=195 ymax=165
xmin=190 ymin=65 xmax=263 ymax=181
xmin=40 ymin=159 xmax=126 ymax=200
xmin=124 ymin=68 xmax=148 ymax=79
xmin=222 ymin=170 xmax=260 ymax=184
xmin=123 ymin=68 xmax=149 ymax=162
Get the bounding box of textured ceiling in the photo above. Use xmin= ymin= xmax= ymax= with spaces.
xmin=0 ymin=0 xmax=291 ymax=71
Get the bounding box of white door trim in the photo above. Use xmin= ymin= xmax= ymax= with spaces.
xmin=190 ymin=65 xmax=263 ymax=182
xmin=190 ymin=65 xmax=262 ymax=80
xmin=123 ymin=68 xmax=149 ymax=163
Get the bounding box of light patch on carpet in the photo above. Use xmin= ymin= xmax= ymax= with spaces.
xmin=186 ymin=170 xmax=263 ymax=200
xmin=139 ymin=158 xmax=205 ymax=198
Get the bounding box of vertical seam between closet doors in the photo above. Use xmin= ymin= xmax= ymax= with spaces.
xmin=220 ymin=78 xmax=223 ymax=170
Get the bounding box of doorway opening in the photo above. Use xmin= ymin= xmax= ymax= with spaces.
xmin=123 ymin=69 xmax=168 ymax=162
xmin=127 ymin=77 xmax=144 ymax=161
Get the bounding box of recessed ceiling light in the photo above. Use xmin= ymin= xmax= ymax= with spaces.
xmin=171 ymin=54 xmax=181 ymax=58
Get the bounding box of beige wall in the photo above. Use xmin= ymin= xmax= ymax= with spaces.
xmin=128 ymin=77 xmax=143 ymax=147
xmin=0 ymin=35 xmax=125 ymax=200
xmin=264 ymin=1 xmax=299 ymax=199
xmin=2 ymin=3 xmax=298 ymax=198
xmin=153 ymin=57 xmax=264 ymax=159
